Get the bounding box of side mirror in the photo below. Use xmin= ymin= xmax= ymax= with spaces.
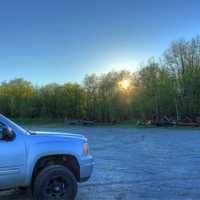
xmin=2 ymin=127 xmax=16 ymax=141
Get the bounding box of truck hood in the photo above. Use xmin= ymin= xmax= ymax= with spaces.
xmin=29 ymin=131 xmax=87 ymax=142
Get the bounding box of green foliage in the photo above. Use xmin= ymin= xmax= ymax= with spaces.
xmin=0 ymin=36 xmax=200 ymax=122
xmin=0 ymin=80 xmax=85 ymax=120
xmin=83 ymin=70 xmax=134 ymax=122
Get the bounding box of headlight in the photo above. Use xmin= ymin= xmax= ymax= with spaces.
xmin=84 ymin=143 xmax=89 ymax=155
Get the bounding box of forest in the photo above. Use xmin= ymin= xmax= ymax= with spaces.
xmin=0 ymin=36 xmax=200 ymax=123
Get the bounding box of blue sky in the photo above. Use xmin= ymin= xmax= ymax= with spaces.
xmin=0 ymin=0 xmax=200 ymax=85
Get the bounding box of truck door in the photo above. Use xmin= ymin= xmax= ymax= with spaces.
xmin=0 ymin=123 xmax=26 ymax=189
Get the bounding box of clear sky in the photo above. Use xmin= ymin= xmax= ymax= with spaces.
xmin=0 ymin=0 xmax=200 ymax=85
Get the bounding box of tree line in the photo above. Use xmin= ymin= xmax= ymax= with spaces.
xmin=0 ymin=36 xmax=200 ymax=122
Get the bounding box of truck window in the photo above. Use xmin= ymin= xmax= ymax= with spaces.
xmin=0 ymin=122 xmax=6 ymax=140
xmin=0 ymin=125 xmax=3 ymax=140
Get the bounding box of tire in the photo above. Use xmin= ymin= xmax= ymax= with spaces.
xmin=33 ymin=165 xmax=77 ymax=200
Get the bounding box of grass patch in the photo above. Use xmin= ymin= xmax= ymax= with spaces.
xmin=12 ymin=118 xmax=155 ymax=128
xmin=12 ymin=118 xmax=64 ymax=127
xmin=13 ymin=118 xmax=199 ymax=129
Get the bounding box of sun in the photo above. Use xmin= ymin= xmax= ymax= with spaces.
xmin=118 ymin=79 xmax=130 ymax=90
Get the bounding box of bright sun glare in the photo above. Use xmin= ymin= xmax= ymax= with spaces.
xmin=118 ymin=79 xmax=130 ymax=90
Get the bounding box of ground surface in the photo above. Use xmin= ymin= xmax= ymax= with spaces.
xmin=1 ymin=127 xmax=200 ymax=200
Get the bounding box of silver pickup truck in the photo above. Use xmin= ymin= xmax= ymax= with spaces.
xmin=0 ymin=114 xmax=94 ymax=200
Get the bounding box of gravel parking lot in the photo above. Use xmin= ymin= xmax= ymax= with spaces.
xmin=1 ymin=127 xmax=200 ymax=200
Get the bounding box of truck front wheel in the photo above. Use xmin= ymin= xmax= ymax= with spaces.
xmin=33 ymin=165 xmax=77 ymax=200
